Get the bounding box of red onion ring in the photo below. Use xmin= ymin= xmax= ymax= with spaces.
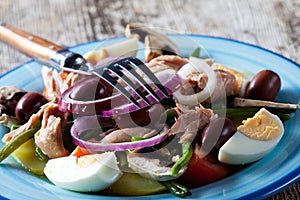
xmin=70 ymin=117 xmax=169 ymax=151
xmin=173 ymin=57 xmax=217 ymax=105
xmin=58 ymin=76 xmax=129 ymax=114
xmin=59 ymin=68 xmax=183 ymax=115
xmin=102 ymin=70 xmax=182 ymax=117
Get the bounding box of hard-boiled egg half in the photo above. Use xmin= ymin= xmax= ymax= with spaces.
xmin=218 ymin=108 xmax=284 ymax=165
xmin=44 ymin=152 xmax=122 ymax=192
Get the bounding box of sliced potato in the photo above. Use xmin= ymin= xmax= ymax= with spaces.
xmin=12 ymin=138 xmax=48 ymax=176
xmin=101 ymin=172 xmax=166 ymax=196
xmin=83 ymin=38 xmax=138 ymax=65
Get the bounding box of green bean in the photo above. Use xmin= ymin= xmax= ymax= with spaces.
xmin=115 ymin=151 xmax=128 ymax=170
xmin=65 ymin=120 xmax=74 ymax=129
xmin=218 ymin=107 xmax=292 ymax=121
xmin=165 ymin=109 xmax=178 ymax=119
xmin=131 ymin=136 xmax=144 ymax=142
xmin=31 ymin=120 xmax=41 ymax=129
xmin=10 ymin=124 xmax=21 ymax=131
xmin=171 ymin=142 xmax=193 ymax=176
xmin=0 ymin=120 xmax=40 ymax=163
xmin=163 ymin=109 xmax=178 ymax=125
xmin=190 ymin=47 xmax=201 ymax=58
xmin=160 ymin=181 xmax=191 ymax=198
xmin=267 ymin=108 xmax=292 ymax=121
xmin=34 ymin=144 xmax=48 ymax=161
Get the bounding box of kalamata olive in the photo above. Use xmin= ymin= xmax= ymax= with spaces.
xmin=114 ymin=103 xmax=165 ymax=129
xmin=245 ymin=70 xmax=281 ymax=101
xmin=70 ymin=77 xmax=113 ymax=101
xmin=201 ymin=118 xmax=236 ymax=152
xmin=15 ymin=92 xmax=48 ymax=122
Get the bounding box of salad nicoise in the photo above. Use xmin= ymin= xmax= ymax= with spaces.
xmin=0 ymin=23 xmax=298 ymax=198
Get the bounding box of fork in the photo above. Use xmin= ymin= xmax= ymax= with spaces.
xmin=0 ymin=23 xmax=169 ymax=107
xmin=94 ymin=57 xmax=169 ymax=107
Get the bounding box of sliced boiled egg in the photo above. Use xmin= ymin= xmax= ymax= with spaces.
xmin=44 ymin=152 xmax=122 ymax=192
xmin=218 ymin=108 xmax=284 ymax=165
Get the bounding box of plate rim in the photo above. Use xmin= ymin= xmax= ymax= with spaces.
xmin=0 ymin=34 xmax=299 ymax=200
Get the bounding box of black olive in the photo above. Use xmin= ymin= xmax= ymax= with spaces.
xmin=245 ymin=70 xmax=281 ymax=101
xmin=69 ymin=77 xmax=113 ymax=101
xmin=114 ymin=103 xmax=166 ymax=129
xmin=201 ymin=118 xmax=236 ymax=153
xmin=15 ymin=92 xmax=48 ymax=122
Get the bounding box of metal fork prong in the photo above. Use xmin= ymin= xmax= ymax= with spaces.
xmin=119 ymin=61 xmax=160 ymax=102
xmin=127 ymin=58 xmax=169 ymax=98
xmin=95 ymin=71 xmax=141 ymax=108
xmin=107 ymin=64 xmax=151 ymax=106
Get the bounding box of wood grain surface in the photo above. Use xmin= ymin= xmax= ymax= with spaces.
xmin=0 ymin=0 xmax=299 ymax=199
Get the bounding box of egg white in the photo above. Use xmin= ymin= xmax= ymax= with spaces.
xmin=218 ymin=110 xmax=284 ymax=165
xmin=44 ymin=152 xmax=122 ymax=192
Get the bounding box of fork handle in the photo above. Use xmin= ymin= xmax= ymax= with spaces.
xmin=0 ymin=23 xmax=89 ymax=72
xmin=0 ymin=23 xmax=64 ymax=65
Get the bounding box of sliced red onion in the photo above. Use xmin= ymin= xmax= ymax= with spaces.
xmin=59 ymin=68 xmax=183 ymax=115
xmin=71 ymin=117 xmax=169 ymax=151
xmin=72 ymin=114 xmax=116 ymax=131
xmin=58 ymin=76 xmax=129 ymax=114
xmin=173 ymin=57 xmax=217 ymax=105
xmin=102 ymin=69 xmax=183 ymax=117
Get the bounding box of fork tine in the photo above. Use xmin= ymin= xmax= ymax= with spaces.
xmin=91 ymin=57 xmax=169 ymax=108
xmin=127 ymin=58 xmax=169 ymax=98
xmin=119 ymin=59 xmax=160 ymax=102
xmin=107 ymin=63 xmax=151 ymax=106
xmin=93 ymin=69 xmax=141 ymax=108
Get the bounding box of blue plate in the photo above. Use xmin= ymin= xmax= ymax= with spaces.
xmin=0 ymin=35 xmax=299 ymax=200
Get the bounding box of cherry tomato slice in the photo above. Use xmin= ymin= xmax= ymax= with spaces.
xmin=181 ymin=143 xmax=233 ymax=187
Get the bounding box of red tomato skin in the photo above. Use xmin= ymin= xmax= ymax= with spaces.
xmin=181 ymin=144 xmax=232 ymax=187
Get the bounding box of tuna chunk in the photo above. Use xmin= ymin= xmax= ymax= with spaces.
xmin=168 ymin=106 xmax=214 ymax=143
xmin=41 ymin=67 xmax=80 ymax=102
xmin=34 ymin=103 xmax=69 ymax=158
xmin=208 ymin=70 xmax=236 ymax=102
xmin=180 ymin=69 xmax=236 ymax=103
xmin=147 ymin=55 xmax=188 ymax=73
xmin=2 ymin=104 xmax=46 ymax=143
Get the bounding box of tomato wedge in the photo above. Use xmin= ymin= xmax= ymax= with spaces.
xmin=181 ymin=143 xmax=233 ymax=186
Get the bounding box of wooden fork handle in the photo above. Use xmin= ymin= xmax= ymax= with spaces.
xmin=0 ymin=23 xmax=64 ymax=63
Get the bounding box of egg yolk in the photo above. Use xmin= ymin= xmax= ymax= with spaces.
xmin=237 ymin=108 xmax=282 ymax=140
xmin=77 ymin=155 xmax=99 ymax=167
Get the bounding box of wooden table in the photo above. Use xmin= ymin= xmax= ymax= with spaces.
xmin=0 ymin=0 xmax=299 ymax=199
